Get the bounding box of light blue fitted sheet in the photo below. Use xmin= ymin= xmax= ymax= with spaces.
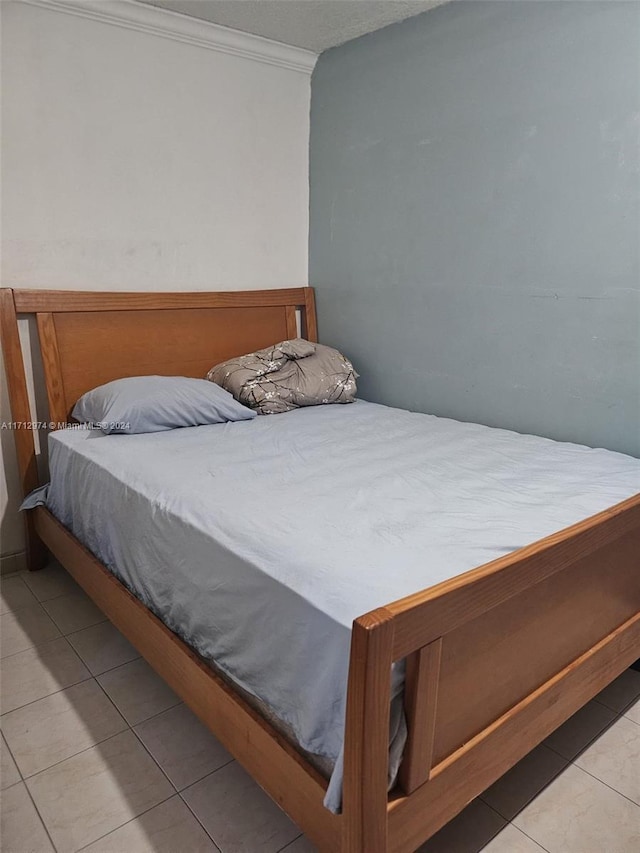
xmin=43 ymin=401 xmax=640 ymax=810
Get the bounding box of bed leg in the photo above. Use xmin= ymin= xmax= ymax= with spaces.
xmin=25 ymin=512 xmax=47 ymax=571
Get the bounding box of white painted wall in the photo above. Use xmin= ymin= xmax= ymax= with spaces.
xmin=0 ymin=0 xmax=314 ymax=560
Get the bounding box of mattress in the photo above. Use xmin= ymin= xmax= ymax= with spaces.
xmin=40 ymin=400 xmax=640 ymax=810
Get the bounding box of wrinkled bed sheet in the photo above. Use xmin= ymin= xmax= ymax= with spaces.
xmin=39 ymin=401 xmax=640 ymax=810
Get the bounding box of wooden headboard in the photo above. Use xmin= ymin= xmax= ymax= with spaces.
xmin=1 ymin=286 xmax=317 ymax=500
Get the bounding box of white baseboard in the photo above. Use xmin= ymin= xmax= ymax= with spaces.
xmin=0 ymin=551 xmax=28 ymax=576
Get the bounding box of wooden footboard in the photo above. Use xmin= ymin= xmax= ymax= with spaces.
xmin=342 ymin=493 xmax=640 ymax=852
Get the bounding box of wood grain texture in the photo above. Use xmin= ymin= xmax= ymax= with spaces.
xmin=431 ymin=527 xmax=640 ymax=765
xmin=387 ymin=609 xmax=640 ymax=853
xmin=34 ymin=506 xmax=340 ymax=852
xmin=303 ymin=287 xmax=318 ymax=342
xmin=13 ymin=287 xmax=310 ymax=313
xmin=49 ymin=306 xmax=291 ymax=421
xmin=0 ymin=289 xmax=37 ymax=493
xmin=6 ymin=287 xmax=317 ymax=423
xmin=0 ymin=290 xmax=47 ymax=570
xmin=285 ymin=304 xmax=298 ymax=339
xmin=342 ymin=609 xmax=394 ymax=852
xmin=388 ymin=493 xmax=640 ymax=659
xmin=398 ymin=638 xmax=442 ymax=794
xmin=36 ymin=313 xmax=67 ymax=426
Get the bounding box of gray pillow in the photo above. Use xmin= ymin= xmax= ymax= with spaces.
xmin=72 ymin=375 xmax=256 ymax=434
xmin=207 ymin=339 xmax=358 ymax=415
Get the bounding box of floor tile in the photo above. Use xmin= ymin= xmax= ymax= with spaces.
xmin=1 ymin=604 xmax=61 ymax=658
xmin=81 ymin=795 xmax=219 ymax=852
xmin=42 ymin=590 xmax=107 ymax=635
xmin=0 ymin=781 xmax=55 ymax=852
xmin=594 ymin=669 xmax=640 ymax=713
xmin=624 ymin=696 xmax=640 ymax=725
xmin=97 ymin=657 xmax=179 ymax=726
xmin=0 ymin=554 xmax=27 ymax=576
xmin=574 ymin=714 xmax=640 ymax=805
xmin=182 ymin=761 xmax=299 ymax=853
xmin=480 ymin=823 xmax=547 ymax=852
xmin=67 ymin=621 xmax=139 ymax=676
xmin=22 ymin=562 xmax=80 ymax=602
xmin=513 ymin=763 xmax=640 ymax=853
xmin=481 ymin=745 xmax=568 ymax=821
xmin=416 ymin=798 xmax=505 ymax=852
xmin=134 ymin=703 xmax=232 ymax=790
xmin=26 ymin=729 xmax=175 ymax=852
xmin=543 ymin=699 xmax=617 ymax=760
xmin=2 ymin=679 xmax=127 ymax=778
xmin=1 ymin=734 xmax=21 ymax=789
xmin=280 ymin=837 xmax=317 ymax=853
xmin=0 ymin=638 xmax=91 ymax=714
xmin=1 ymin=575 xmax=38 ymax=615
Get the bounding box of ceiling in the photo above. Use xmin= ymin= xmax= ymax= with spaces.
xmin=136 ymin=0 xmax=445 ymax=53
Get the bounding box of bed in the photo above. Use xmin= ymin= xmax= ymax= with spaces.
xmin=2 ymin=285 xmax=639 ymax=852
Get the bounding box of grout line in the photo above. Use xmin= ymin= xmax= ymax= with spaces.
xmin=3 ymin=657 xmax=189 ymax=852
xmin=175 ymin=756 xmax=235 ymax=794
xmin=179 ymin=796 xmax=223 ymax=852
xmin=121 ymin=698 xmax=184 ymax=729
xmin=118 ymin=690 xmax=235 ymax=791
xmin=569 ymin=760 xmax=640 ymax=810
xmin=129 ymin=719 xmax=234 ymax=798
xmin=129 ymin=721 xmax=179 ymax=792
xmin=0 ymin=577 xmax=40 ymax=616
xmin=471 ymin=800 xmax=511 ymax=849
xmin=73 ymin=792 xmax=178 ymax=852
xmin=63 ymin=637 xmax=143 ymax=678
xmin=0 ymin=581 xmax=91 ymax=624
xmin=592 ymin=692 xmax=640 ymax=716
xmin=74 ymin=658 xmax=143 ymax=679
xmin=0 ymin=637 xmax=93 ymax=717
xmin=46 ymin=612 xmax=109 ymax=637
xmin=1 ymin=633 xmax=171 ymax=720
xmin=0 ymin=632 xmax=77 ymax=664
xmin=1 ymin=731 xmax=25 ymax=784
xmin=478 ymin=749 xmax=570 ymax=824
xmin=512 ymin=822 xmax=554 ymax=853
xmin=542 ymin=706 xmax=622 ymax=765
xmin=15 ymin=715 xmax=129 ymax=781
xmin=540 ymin=705 xmax=640 ymax=808
xmin=92 ymin=655 xmax=157 ymax=686
xmin=478 ymin=799 xmax=509 ymax=827
xmin=73 ymin=674 xmax=129 ymax=728
xmin=18 ymin=726 xmax=206 ymax=851
xmin=0 ymin=571 xmax=26 ymax=581
xmin=21 ymin=777 xmax=60 ymax=853
xmin=178 ymin=770 xmax=237 ymax=851
xmin=0 ymin=605 xmax=63 ymax=660
xmin=93 ymin=673 xmax=182 ymax=729
xmin=0 ymin=672 xmax=93 ymax=719
xmin=621 ymin=709 xmax=639 ymax=727
xmin=277 ymin=833 xmax=304 ymax=852
xmin=21 ymin=578 xmax=84 ymax=606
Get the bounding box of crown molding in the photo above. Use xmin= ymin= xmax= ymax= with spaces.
xmin=19 ymin=0 xmax=318 ymax=74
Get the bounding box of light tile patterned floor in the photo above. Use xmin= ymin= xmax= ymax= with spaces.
xmin=1 ymin=564 xmax=639 ymax=853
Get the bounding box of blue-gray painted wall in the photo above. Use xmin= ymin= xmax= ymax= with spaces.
xmin=309 ymin=1 xmax=640 ymax=456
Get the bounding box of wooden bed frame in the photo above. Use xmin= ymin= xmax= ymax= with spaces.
xmin=2 ymin=285 xmax=639 ymax=852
